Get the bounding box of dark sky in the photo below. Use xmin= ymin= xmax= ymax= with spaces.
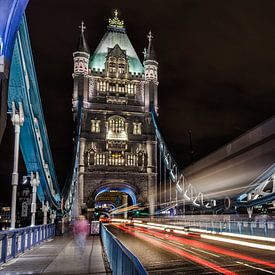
xmin=0 ymin=0 xmax=275 ymax=205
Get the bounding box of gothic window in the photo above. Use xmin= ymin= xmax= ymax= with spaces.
xmin=133 ymin=122 xmax=142 ymax=135
xmin=98 ymin=81 xmax=106 ymax=92
xmin=118 ymin=58 xmax=126 ymax=74
xmin=109 ymin=83 xmax=116 ymax=92
xmin=95 ymin=153 xmax=105 ymax=165
xmin=107 ymin=115 xmax=128 ymax=141
xmin=118 ymin=84 xmax=125 ymax=93
xmin=109 ymin=116 xmax=125 ymax=133
xmin=91 ymin=119 xmax=100 ymax=133
xmin=127 ymin=154 xmax=136 ymax=166
xmin=108 ymin=152 xmax=124 ymax=166
xmin=108 ymin=57 xmax=117 ymax=73
xmin=127 ymin=83 xmax=135 ymax=94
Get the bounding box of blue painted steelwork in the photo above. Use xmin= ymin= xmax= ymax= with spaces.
xmin=0 ymin=224 xmax=55 ymax=264
xmin=0 ymin=0 xmax=29 ymax=142
xmin=0 ymin=0 xmax=28 ymax=63
xmin=8 ymin=15 xmax=61 ymax=208
xmin=101 ymin=224 xmax=148 ymax=275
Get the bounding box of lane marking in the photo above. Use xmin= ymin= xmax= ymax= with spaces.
xmin=191 ymin=247 xmax=220 ymax=258
xmin=235 ymin=261 xmax=275 ymax=274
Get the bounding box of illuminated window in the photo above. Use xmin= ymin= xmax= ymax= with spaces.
xmin=118 ymin=84 xmax=125 ymax=93
xmin=95 ymin=153 xmax=105 ymax=165
xmin=133 ymin=122 xmax=142 ymax=135
xmin=108 ymin=57 xmax=117 ymax=73
xmin=109 ymin=83 xmax=116 ymax=92
xmin=127 ymin=154 xmax=137 ymax=166
xmin=91 ymin=119 xmax=100 ymax=133
xmin=127 ymin=83 xmax=135 ymax=94
xmin=108 ymin=152 xmax=124 ymax=166
xmin=118 ymin=58 xmax=126 ymax=74
xmin=109 ymin=116 xmax=125 ymax=133
xmin=99 ymin=81 xmax=106 ymax=92
xmin=107 ymin=116 xmax=128 ymax=141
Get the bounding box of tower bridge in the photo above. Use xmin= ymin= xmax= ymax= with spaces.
xmin=0 ymin=6 xmax=274 ymax=274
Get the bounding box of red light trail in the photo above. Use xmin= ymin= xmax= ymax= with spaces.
xmin=114 ymin=224 xmax=237 ymax=275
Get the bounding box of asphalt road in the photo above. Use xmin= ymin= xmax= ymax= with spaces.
xmin=106 ymin=223 xmax=275 ymax=274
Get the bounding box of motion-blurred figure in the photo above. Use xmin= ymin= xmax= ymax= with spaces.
xmin=73 ymin=215 xmax=90 ymax=255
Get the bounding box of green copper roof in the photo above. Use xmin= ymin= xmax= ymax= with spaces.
xmin=89 ymin=29 xmax=144 ymax=74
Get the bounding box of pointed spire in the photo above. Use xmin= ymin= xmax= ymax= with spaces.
xmin=145 ymin=30 xmax=157 ymax=61
xmin=76 ymin=21 xmax=90 ymax=53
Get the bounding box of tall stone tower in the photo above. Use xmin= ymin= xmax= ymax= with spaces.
xmin=72 ymin=11 xmax=158 ymax=215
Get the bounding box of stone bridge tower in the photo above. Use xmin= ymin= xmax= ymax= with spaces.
xmin=72 ymin=11 xmax=158 ymax=215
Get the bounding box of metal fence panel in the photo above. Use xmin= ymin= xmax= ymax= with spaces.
xmin=101 ymin=224 xmax=147 ymax=275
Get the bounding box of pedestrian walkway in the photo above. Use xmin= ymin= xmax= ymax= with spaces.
xmin=0 ymin=235 xmax=109 ymax=274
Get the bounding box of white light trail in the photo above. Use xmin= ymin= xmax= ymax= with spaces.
xmin=201 ymin=234 xmax=275 ymax=251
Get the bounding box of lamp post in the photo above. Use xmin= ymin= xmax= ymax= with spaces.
xmin=42 ymin=201 xmax=49 ymax=225
xmin=50 ymin=210 xmax=56 ymax=224
xmin=10 ymin=102 xmax=24 ymax=229
xmin=30 ymin=172 xmax=40 ymax=226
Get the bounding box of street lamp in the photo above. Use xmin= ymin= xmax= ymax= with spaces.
xmin=10 ymin=102 xmax=24 ymax=229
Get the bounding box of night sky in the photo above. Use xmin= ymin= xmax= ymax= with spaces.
xmin=0 ymin=0 xmax=274 ymax=205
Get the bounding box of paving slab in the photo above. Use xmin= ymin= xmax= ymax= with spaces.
xmin=0 ymin=236 xmax=108 ymax=275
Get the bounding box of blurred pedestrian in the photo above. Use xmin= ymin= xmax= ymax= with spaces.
xmin=73 ymin=215 xmax=90 ymax=255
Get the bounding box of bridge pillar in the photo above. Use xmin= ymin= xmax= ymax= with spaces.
xmin=146 ymin=140 xmax=156 ymax=216
xmin=77 ymin=138 xmax=86 ymax=216
xmin=122 ymin=194 xmax=128 ymax=219
xmin=30 ymin=172 xmax=40 ymax=227
xmin=10 ymin=102 xmax=24 ymax=229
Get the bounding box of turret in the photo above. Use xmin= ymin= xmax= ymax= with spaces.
xmin=144 ymin=31 xmax=158 ymax=114
xmin=73 ymin=21 xmax=90 ymax=75
xmin=72 ymin=21 xmax=90 ymax=116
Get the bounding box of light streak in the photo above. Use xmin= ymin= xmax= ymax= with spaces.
xmin=201 ymin=234 xmax=275 ymax=251
xmin=220 ymin=232 xmax=275 ymax=243
xmin=114 ymin=224 xmax=236 ymax=275
xmin=128 ymin=225 xmax=275 ymax=269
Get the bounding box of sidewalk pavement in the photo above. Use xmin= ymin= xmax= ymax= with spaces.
xmin=0 ymin=235 xmax=109 ymax=274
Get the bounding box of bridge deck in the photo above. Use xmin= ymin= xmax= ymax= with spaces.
xmin=0 ymin=236 xmax=108 ymax=274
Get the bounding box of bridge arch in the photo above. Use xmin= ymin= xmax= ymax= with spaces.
xmin=94 ymin=183 xmax=137 ymax=205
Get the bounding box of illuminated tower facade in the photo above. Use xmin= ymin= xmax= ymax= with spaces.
xmin=72 ymin=11 xmax=158 ymax=215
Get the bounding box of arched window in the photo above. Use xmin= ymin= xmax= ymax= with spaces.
xmin=107 ymin=115 xmax=128 ymax=140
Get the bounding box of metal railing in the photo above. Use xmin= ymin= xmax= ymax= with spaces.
xmin=0 ymin=224 xmax=55 ymax=264
xmin=101 ymin=224 xmax=147 ymax=275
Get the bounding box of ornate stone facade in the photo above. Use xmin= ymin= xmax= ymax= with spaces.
xmin=72 ymin=11 xmax=158 ymax=214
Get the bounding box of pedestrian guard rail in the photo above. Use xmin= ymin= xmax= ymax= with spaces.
xmin=101 ymin=224 xmax=148 ymax=275
xmin=0 ymin=224 xmax=55 ymax=264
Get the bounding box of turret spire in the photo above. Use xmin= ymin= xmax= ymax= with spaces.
xmin=79 ymin=21 xmax=86 ymax=34
xmin=76 ymin=20 xmax=89 ymax=53
xmin=145 ymin=30 xmax=157 ymax=61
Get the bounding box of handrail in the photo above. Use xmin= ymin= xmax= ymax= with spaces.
xmin=101 ymin=224 xmax=148 ymax=275
xmin=0 ymin=224 xmax=55 ymax=264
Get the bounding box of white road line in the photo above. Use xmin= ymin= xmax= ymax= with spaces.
xmin=190 ymin=247 xmax=220 ymax=258
xmin=168 ymin=240 xmax=185 ymax=247
xmin=235 ymin=261 xmax=275 ymax=274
